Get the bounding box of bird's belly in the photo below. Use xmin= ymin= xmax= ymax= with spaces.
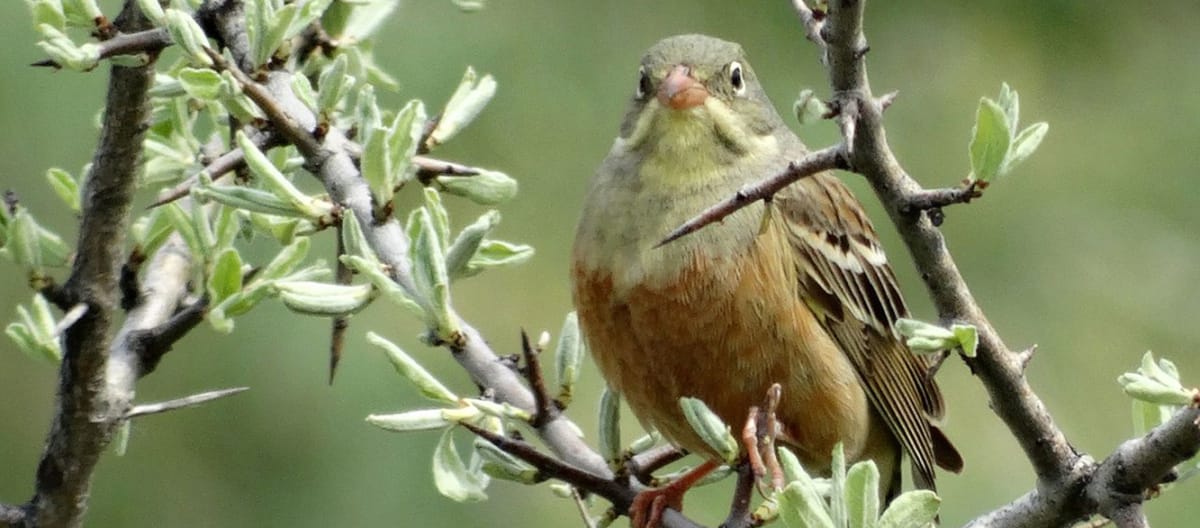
xmin=573 ymin=226 xmax=876 ymax=468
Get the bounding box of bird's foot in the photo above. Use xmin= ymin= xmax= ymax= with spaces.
xmin=629 ymin=459 xmax=721 ymax=528
xmin=741 ymin=383 xmax=786 ymax=492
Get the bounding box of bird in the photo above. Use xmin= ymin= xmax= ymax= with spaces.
xmin=570 ymin=34 xmax=962 ymax=527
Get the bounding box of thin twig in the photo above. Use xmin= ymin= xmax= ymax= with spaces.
xmin=628 ymin=445 xmax=687 ymax=484
xmin=789 ymin=0 xmax=828 ymax=61
xmin=124 ymin=387 xmax=249 ymax=419
xmin=32 ymin=28 xmax=171 ymax=69
xmin=149 ymin=130 xmax=280 ymax=209
xmin=521 ymin=329 xmax=557 ymax=428
xmin=657 ymin=145 xmax=847 ymax=247
xmin=570 ymin=487 xmax=599 ymax=528
xmin=135 ymin=296 xmax=210 ymax=375
xmin=329 ymin=218 xmax=351 ymax=385
xmin=899 ymin=181 xmax=984 ymax=217
xmin=721 ymin=461 xmax=757 ymax=528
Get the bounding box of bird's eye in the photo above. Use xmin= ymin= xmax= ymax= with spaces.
xmin=729 ymin=61 xmax=746 ymax=96
xmin=636 ymin=66 xmax=651 ymax=99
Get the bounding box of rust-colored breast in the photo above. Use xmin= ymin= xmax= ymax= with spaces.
xmin=571 ymin=224 xmax=878 ymax=468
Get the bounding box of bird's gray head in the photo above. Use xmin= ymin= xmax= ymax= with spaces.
xmin=617 ymin=34 xmax=785 ymax=154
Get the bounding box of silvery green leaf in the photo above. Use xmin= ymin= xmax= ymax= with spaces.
xmin=275 ymin=280 xmax=373 ymax=316
xmin=463 ymin=398 xmax=532 ymax=422
xmin=555 ymin=311 xmax=584 ymax=404
xmin=29 ymin=0 xmax=66 ymax=30
xmin=388 ymin=99 xmax=426 ymax=189
xmin=793 ymin=88 xmax=827 ymax=126
xmin=428 ymin=67 xmax=497 ymax=148
xmin=460 ymin=239 xmax=534 ymax=277
xmin=339 ymin=211 xmax=377 ymax=262
xmin=445 ymin=210 xmax=499 ymax=280
xmin=61 ymin=0 xmax=101 ymax=28
xmin=1003 ymin=122 xmax=1048 ymax=176
xmin=894 ymin=318 xmax=954 ymax=341
xmin=435 ymin=170 xmax=517 ymax=205
xmin=290 ymin=73 xmax=318 ymax=113
xmin=628 ymin=431 xmax=660 ymax=454
xmin=191 ymin=201 xmax=216 ymax=261
xmin=845 ymin=461 xmax=880 ymax=528
xmin=830 ymin=443 xmax=847 ymax=528
xmin=45 ymin=168 xmax=79 ymax=212
xmin=317 ymin=53 xmax=350 ymax=113
xmin=432 ymin=428 xmax=488 ymax=502
xmin=1159 ymin=357 xmax=1182 ymax=384
xmin=476 ymin=440 xmax=539 ymax=484
xmin=1140 ymin=351 xmax=1183 ymax=389
xmin=136 ymin=0 xmax=166 ymax=24
xmin=968 ymin=97 xmax=1010 ymax=183
xmin=36 ymin=24 xmax=100 ymax=71
xmin=367 ymin=409 xmax=451 ymax=432
xmin=341 ymin=255 xmax=426 ymax=318
xmin=6 ymin=323 xmax=44 ymax=363
xmin=321 ymin=0 xmax=399 ymax=41
xmin=236 ymin=131 xmax=334 ymax=220
xmin=7 ymin=208 xmax=43 ymax=272
xmin=135 ymin=207 xmax=174 ymax=257
xmin=361 ymin=116 xmax=393 ymax=207
xmin=258 ymin=236 xmax=310 ymax=280
xmin=1118 ymin=373 xmax=1196 ymax=406
xmin=679 ymin=397 xmax=738 ymax=463
xmin=1131 ymin=399 xmax=1172 ymax=438
xmin=778 ymin=480 xmax=836 ymax=528
xmin=30 ymin=293 xmax=57 ymax=342
xmin=207 ymin=248 xmax=243 ymax=304
xmin=423 ymin=188 xmax=450 ymax=249
xmin=177 ymin=68 xmax=224 ymax=101
xmin=110 ymin=418 xmax=131 ymax=456
xmin=598 ymin=387 xmax=621 ymax=463
xmin=778 ymin=446 xmax=805 ymax=485
xmin=951 ymin=323 xmax=978 ymax=358
xmin=997 ymin=82 xmax=1019 ymax=135
xmin=213 ymin=204 xmax=240 ymax=250
xmin=367 ymin=331 xmax=458 ymax=403
xmin=412 ymin=208 xmax=456 ymax=338
xmin=194 ymin=184 xmax=309 ymax=218
xmin=355 ymin=84 xmax=382 ymax=143
xmin=877 ymin=490 xmax=939 ymax=528
xmin=164 ymin=9 xmax=213 ymax=67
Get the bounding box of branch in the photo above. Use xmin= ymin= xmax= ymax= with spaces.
xmin=657 ymin=145 xmax=847 ymax=247
xmin=25 ymin=5 xmax=158 ymax=525
xmin=33 ymin=28 xmax=171 ymax=69
xmin=149 ymin=130 xmax=281 ymax=209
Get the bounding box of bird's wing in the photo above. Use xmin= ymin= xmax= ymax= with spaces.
xmin=774 ymin=172 xmax=962 ymax=489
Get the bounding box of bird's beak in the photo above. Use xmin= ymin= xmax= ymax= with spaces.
xmin=657 ymin=65 xmax=708 ymax=110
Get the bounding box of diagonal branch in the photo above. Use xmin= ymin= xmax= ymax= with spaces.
xmin=657 ymin=144 xmax=847 ymax=247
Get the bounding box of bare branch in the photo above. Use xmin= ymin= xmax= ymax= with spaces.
xmin=721 ymin=462 xmax=757 ymax=528
xmin=628 ymin=445 xmax=687 ymax=484
xmin=521 ymin=330 xmax=558 ymax=428
xmin=124 ymin=387 xmax=249 ymax=419
xmin=26 ymin=5 xmax=158 ymax=524
xmin=33 ymin=28 xmax=171 ymax=69
xmin=789 ymin=0 xmax=828 ymax=61
xmin=657 ymin=145 xmax=847 ymax=247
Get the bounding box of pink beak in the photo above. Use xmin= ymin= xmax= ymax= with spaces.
xmin=657 ymin=65 xmax=708 ymax=110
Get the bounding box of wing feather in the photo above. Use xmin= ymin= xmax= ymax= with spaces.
xmin=774 ymin=173 xmax=958 ymax=488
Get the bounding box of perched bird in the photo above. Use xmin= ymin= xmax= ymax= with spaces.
xmin=571 ymin=34 xmax=962 ymax=526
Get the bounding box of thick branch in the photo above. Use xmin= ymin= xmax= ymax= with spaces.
xmin=26 ymin=5 xmax=157 ymax=525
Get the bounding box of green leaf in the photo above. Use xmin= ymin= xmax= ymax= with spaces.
xmin=877 ymin=490 xmax=939 ymax=528
xmin=968 ymin=97 xmax=1011 ymax=183
xmin=554 ymin=311 xmax=584 ymax=405
xmin=7 ymin=208 xmax=43 ymax=272
xmin=1131 ymin=399 xmax=1172 ymax=438
xmin=387 ymin=99 xmax=426 ymax=190
xmin=368 ymin=331 xmax=458 ymax=404
xmin=997 ymin=82 xmax=1019 ymax=134
xmin=274 ymin=280 xmax=374 ymax=316
xmin=432 ymin=428 xmax=488 ymax=502
xmin=778 ymin=480 xmax=836 ymax=528
xmin=444 ymin=210 xmax=499 ymax=280
xmin=339 ymin=211 xmax=377 ymax=263
xmin=178 ymin=68 xmax=225 ymax=101
xmin=830 ymin=444 xmax=847 ymax=528
xmin=341 ymin=255 xmax=425 ymax=319
xmin=236 ymin=131 xmax=333 ymax=221
xmin=428 ymin=67 xmax=497 ymax=148
xmin=1003 ymin=122 xmax=1048 ymax=175
xmin=361 ymin=116 xmax=393 ymax=207
xmin=45 ymin=168 xmax=80 ymax=212
xmin=951 ymin=324 xmax=978 ymax=358
xmin=678 ymin=397 xmax=738 ymax=463
xmin=164 ymin=9 xmax=213 ymax=67
xmin=207 ymin=248 xmax=243 ymax=304
xmin=258 ymin=236 xmax=311 ymax=280
xmin=461 ymin=239 xmax=533 ymax=277
xmin=598 ymin=387 xmax=621 ymax=463
xmin=845 ymin=461 xmax=880 ymax=528
xmin=793 ymin=88 xmax=828 ymax=126
xmin=367 ymin=409 xmax=452 ymax=432
xmin=435 ymin=170 xmax=518 ymax=205
xmin=411 ymin=208 xmax=455 ymax=338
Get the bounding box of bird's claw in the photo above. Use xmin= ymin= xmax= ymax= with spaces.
xmin=741 ymin=383 xmax=786 ymax=492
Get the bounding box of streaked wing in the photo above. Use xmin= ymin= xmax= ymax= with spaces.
xmin=775 ymin=172 xmax=952 ymax=488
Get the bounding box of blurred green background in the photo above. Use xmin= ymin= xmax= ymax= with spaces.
xmin=3 ymin=1 xmax=1200 ymax=526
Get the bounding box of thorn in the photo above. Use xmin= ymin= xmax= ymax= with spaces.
xmin=124 ymin=387 xmax=249 ymax=418
xmin=878 ymin=91 xmax=899 ymax=111
xmin=1016 ymin=344 xmax=1038 ymax=371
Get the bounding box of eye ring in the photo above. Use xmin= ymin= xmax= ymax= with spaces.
xmin=729 ymin=61 xmax=746 ymax=96
xmin=636 ymin=66 xmax=652 ymax=99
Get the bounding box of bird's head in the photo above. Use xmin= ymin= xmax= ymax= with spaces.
xmin=616 ymin=34 xmax=785 ymax=161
